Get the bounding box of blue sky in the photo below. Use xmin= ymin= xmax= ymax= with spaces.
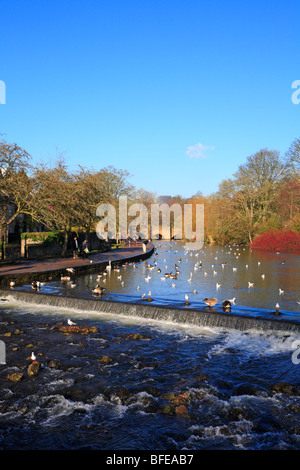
xmin=1 ymin=0 xmax=300 ymax=198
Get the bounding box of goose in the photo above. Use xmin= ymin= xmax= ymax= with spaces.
xmin=92 ymin=285 xmax=106 ymax=295
xmin=204 ymin=298 xmax=218 ymax=308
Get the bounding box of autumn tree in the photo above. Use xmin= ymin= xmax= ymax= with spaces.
xmin=224 ymin=149 xmax=286 ymax=242
xmin=286 ymin=137 xmax=300 ymax=176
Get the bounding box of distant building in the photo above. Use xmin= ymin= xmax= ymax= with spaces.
xmin=158 ymin=195 xmax=172 ymax=204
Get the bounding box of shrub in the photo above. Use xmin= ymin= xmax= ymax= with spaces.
xmin=250 ymin=230 xmax=300 ymax=251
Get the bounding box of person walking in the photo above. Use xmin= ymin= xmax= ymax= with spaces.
xmin=72 ymin=235 xmax=79 ymax=259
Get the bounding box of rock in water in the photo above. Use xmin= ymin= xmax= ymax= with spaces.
xmin=27 ymin=362 xmax=40 ymax=377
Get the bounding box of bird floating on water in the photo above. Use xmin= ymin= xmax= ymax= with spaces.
xmin=92 ymin=285 xmax=106 ymax=295
xmin=274 ymin=303 xmax=281 ymax=315
xmin=204 ymin=298 xmax=218 ymax=308
xmin=222 ymin=300 xmax=231 ymax=311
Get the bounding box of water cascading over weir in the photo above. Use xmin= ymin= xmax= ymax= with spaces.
xmin=1 ymin=289 xmax=300 ymax=334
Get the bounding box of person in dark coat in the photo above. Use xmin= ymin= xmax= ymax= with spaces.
xmin=72 ymin=235 xmax=79 ymax=259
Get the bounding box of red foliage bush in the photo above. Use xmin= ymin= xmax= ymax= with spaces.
xmin=250 ymin=230 xmax=300 ymax=251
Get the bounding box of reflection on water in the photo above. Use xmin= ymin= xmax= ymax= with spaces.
xmin=1 ymin=242 xmax=300 ymax=450
xmin=17 ymin=241 xmax=300 ymax=314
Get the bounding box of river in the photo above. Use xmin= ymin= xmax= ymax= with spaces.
xmin=0 ymin=242 xmax=300 ymax=450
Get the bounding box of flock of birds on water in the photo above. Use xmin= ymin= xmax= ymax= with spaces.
xmin=7 ymin=243 xmax=299 ymax=317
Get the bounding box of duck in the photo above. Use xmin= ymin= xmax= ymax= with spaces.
xmin=222 ymin=300 xmax=231 ymax=311
xmin=92 ymin=285 xmax=106 ymax=295
xmin=203 ymin=298 xmax=218 ymax=308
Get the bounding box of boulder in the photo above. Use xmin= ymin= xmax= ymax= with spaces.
xmin=7 ymin=372 xmax=24 ymax=382
xmin=27 ymin=362 xmax=40 ymax=377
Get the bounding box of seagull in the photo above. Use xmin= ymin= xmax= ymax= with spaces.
xmin=216 ymin=283 xmax=221 ymax=289
xmin=185 ymin=294 xmax=190 ymax=305
xmin=9 ymin=280 xmax=15 ymax=288
xmin=204 ymin=298 xmax=218 ymax=308
xmin=248 ymin=282 xmax=254 ymax=288
xmin=136 ymin=285 xmax=140 ymax=290
xmin=66 ymin=268 xmax=75 ymax=273
xmin=31 ymin=352 xmax=36 ymax=362
xmin=261 ymin=274 xmax=265 ymax=279
xmin=61 ymin=275 xmax=71 ymax=281
xmin=275 ymin=303 xmax=281 ymax=315
xmin=70 ymin=281 xmax=76 ymax=288
xmin=68 ymin=319 xmax=76 ymax=327
xmin=279 ymin=288 xmax=284 ymax=295
xmin=227 ymin=297 xmax=236 ymax=304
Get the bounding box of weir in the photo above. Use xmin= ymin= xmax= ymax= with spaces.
xmin=1 ymin=289 xmax=300 ymax=334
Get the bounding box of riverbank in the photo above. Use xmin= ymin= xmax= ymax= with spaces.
xmin=0 ymin=241 xmax=154 ymax=286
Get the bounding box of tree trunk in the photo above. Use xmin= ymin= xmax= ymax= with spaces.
xmin=61 ymin=229 xmax=69 ymax=256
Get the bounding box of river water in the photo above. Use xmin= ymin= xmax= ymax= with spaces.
xmin=1 ymin=242 xmax=300 ymax=450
